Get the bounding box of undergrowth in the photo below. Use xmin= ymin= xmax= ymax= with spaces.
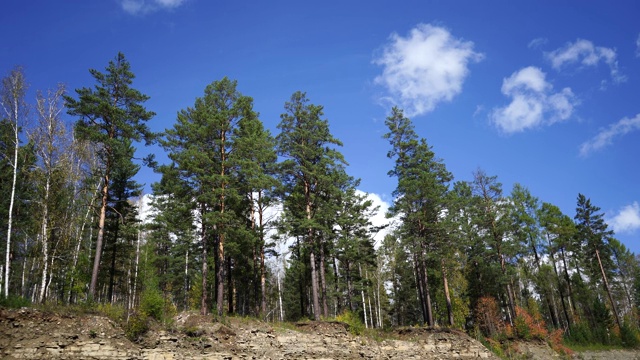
xmin=0 ymin=295 xmax=31 ymax=308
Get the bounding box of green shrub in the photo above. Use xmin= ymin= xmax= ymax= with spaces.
xmin=125 ymin=312 xmax=149 ymax=341
xmin=140 ymin=287 xmax=164 ymax=321
xmin=336 ymin=310 xmax=365 ymax=336
xmin=0 ymin=295 xmax=31 ymax=308
xmin=97 ymin=303 xmax=125 ymax=322
xmin=566 ymin=320 xmax=594 ymax=345
xmin=620 ymin=322 xmax=640 ymax=348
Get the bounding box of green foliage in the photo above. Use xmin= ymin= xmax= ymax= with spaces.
xmin=0 ymin=295 xmax=31 ymax=308
xmin=140 ymin=286 xmax=165 ymax=322
xmin=97 ymin=303 xmax=125 ymax=322
xmin=336 ymin=310 xmax=365 ymax=336
xmin=620 ymin=322 xmax=640 ymax=348
xmin=182 ymin=325 xmax=204 ymax=338
xmin=566 ymin=320 xmax=595 ymax=345
xmin=125 ymin=311 xmax=149 ymax=342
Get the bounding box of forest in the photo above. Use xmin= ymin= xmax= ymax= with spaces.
xmin=1 ymin=53 xmax=639 ymax=349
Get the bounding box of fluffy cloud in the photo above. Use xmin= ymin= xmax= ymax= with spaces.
xmin=355 ymin=191 xmax=394 ymax=247
xmin=579 ymin=113 xmax=640 ymax=156
xmin=636 ymin=34 xmax=640 ymax=58
xmin=546 ymin=39 xmax=626 ymax=83
xmin=608 ymin=202 xmax=640 ymax=234
xmin=490 ymin=66 xmax=577 ymax=133
xmin=120 ymin=0 xmax=186 ymax=15
xmin=373 ymin=24 xmax=483 ymax=117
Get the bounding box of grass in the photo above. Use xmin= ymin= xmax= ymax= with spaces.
xmin=565 ymin=343 xmax=626 ymax=352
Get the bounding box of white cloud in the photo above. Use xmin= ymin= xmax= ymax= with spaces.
xmin=608 ymin=202 xmax=640 ymax=234
xmin=373 ymin=23 xmax=483 ymax=117
xmin=528 ymin=37 xmax=548 ymax=49
xmin=120 ymin=0 xmax=186 ymax=15
xmin=546 ymin=39 xmax=626 ymax=83
xmin=579 ymin=113 xmax=640 ymax=156
xmin=636 ymin=33 xmax=640 ymax=58
xmin=355 ymin=191 xmax=394 ymax=248
xmin=490 ymin=66 xmax=577 ymax=133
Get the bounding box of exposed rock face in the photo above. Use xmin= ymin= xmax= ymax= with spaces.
xmin=0 ymin=308 xmax=498 ymax=359
xmin=3 ymin=307 xmax=636 ymax=360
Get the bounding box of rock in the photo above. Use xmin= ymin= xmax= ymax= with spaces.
xmin=1 ymin=308 xmax=636 ymax=359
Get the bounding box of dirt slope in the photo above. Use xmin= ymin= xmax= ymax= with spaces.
xmin=1 ymin=307 xmax=637 ymax=359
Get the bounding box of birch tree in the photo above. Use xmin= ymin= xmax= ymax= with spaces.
xmin=31 ymin=84 xmax=69 ymax=303
xmin=0 ymin=67 xmax=28 ymax=298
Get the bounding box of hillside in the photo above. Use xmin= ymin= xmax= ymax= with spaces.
xmin=0 ymin=307 xmax=498 ymax=359
xmin=3 ymin=307 xmax=640 ymax=359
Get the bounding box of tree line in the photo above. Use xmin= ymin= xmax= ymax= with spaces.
xmin=1 ymin=53 xmax=638 ymax=346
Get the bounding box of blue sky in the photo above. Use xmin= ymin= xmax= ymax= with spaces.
xmin=2 ymin=0 xmax=639 ymax=252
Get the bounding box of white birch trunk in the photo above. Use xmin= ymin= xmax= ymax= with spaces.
xmin=278 ymin=270 xmax=284 ymax=321
xmin=38 ymin=176 xmax=51 ymax=303
xmin=132 ymin=230 xmax=141 ymax=309
xmin=4 ymin=115 xmax=18 ymax=298
xmin=359 ymin=264 xmax=368 ymax=328
xmin=1 ymin=69 xmax=27 ymax=298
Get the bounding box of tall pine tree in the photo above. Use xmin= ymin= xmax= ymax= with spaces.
xmin=65 ymin=52 xmax=155 ymax=300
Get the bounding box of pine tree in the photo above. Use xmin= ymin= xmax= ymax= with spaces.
xmin=509 ymin=184 xmax=558 ymax=327
xmin=574 ymin=193 xmax=620 ymax=329
xmin=383 ymin=106 xmax=452 ymax=326
xmin=538 ymin=202 xmax=577 ymax=328
xmin=470 ymin=169 xmax=517 ymax=324
xmin=233 ymin=102 xmax=278 ymax=315
xmin=276 ymin=91 xmax=346 ymax=321
xmin=162 ymin=77 xmax=256 ymax=316
xmin=65 ymin=52 xmax=155 ymax=300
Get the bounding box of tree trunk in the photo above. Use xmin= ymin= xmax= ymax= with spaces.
xmin=441 ymin=259 xmax=454 ymax=327
xmin=69 ymin=178 xmax=100 ymax=303
xmin=215 ymin=129 xmax=228 ymax=318
xmin=549 ymin=248 xmax=571 ymax=329
xmin=227 ymin=257 xmax=233 ymax=314
xmin=38 ymin=177 xmax=51 ymax=303
xmin=319 ymin=242 xmax=328 ymax=318
xmin=108 ymin=224 xmax=120 ymax=303
xmin=295 ymin=237 xmax=305 ymax=318
xmin=414 ymin=255 xmax=427 ymax=324
xmin=332 ymin=256 xmax=341 ymax=315
xmin=258 ymin=192 xmax=267 ymax=315
xmin=595 ymin=249 xmax=621 ymax=329
xmin=200 ymin=212 xmax=208 ymax=315
xmin=376 ymin=267 xmax=383 ymax=328
xmin=305 ymin=180 xmax=320 ymax=321
xmin=360 ymin=266 xmax=368 ymax=328
xmin=260 ymin=244 xmax=266 ymax=315
xmin=560 ymin=247 xmax=576 ymax=316
xmin=531 ymin=240 xmax=559 ymax=328
xmin=309 ymin=249 xmax=321 ymax=320
xmin=277 ymin=269 xmax=284 ymax=321
xmin=89 ymin=174 xmax=109 ymax=300
xmin=131 ymin=230 xmax=141 ymax=310
xmin=3 ymin=94 xmax=20 ymax=298
xmin=217 ymin=232 xmax=225 ymax=317
xmin=499 ymin=253 xmax=516 ymax=325
xmin=365 ymin=269 xmax=375 ymax=328
xmin=183 ymin=249 xmax=189 ymax=311
xmin=346 ymin=261 xmax=353 ymax=311
xmin=421 ymin=259 xmax=434 ymax=327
